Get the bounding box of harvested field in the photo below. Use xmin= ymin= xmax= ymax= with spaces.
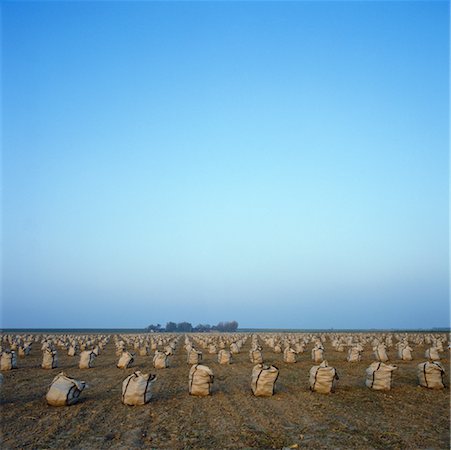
xmin=0 ymin=332 xmax=449 ymax=449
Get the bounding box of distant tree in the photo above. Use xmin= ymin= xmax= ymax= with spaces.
xmin=161 ymin=320 xmax=237 ymax=333
xmin=194 ymin=323 xmax=211 ymax=332
xmin=165 ymin=321 xmax=177 ymax=332
xmin=177 ymin=322 xmax=193 ymax=332
xmin=216 ymin=321 xmax=238 ymax=332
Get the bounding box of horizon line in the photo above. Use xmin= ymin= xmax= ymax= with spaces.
xmin=1 ymin=327 xmax=449 ymax=333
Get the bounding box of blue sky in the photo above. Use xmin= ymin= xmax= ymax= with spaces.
xmin=2 ymin=1 xmax=449 ymax=329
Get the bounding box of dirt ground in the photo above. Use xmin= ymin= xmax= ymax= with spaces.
xmin=0 ymin=332 xmax=449 ymax=449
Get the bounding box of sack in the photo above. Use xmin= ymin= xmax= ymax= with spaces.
xmin=365 ymin=362 xmax=397 ymax=390
xmin=117 ymin=351 xmax=134 ymax=369
xmin=399 ymin=346 xmax=413 ymax=361
xmin=164 ymin=345 xmax=174 ymax=356
xmin=217 ymin=349 xmax=232 ymax=364
xmin=373 ymin=345 xmax=389 ymax=362
xmin=283 ymin=347 xmax=297 ymax=363
xmin=273 ymin=344 xmax=282 ymax=354
xmin=187 ymin=349 xmax=202 ymax=365
xmin=1 ymin=351 xmax=17 ymax=371
xmin=309 ymin=361 xmax=338 ymax=394
xmin=417 ymin=361 xmax=445 ymax=389
xmin=122 ymin=371 xmax=157 ymax=405
xmin=251 ymin=364 xmax=279 ymax=397
xmin=425 ymin=347 xmax=440 ymax=360
xmin=230 ymin=343 xmax=240 ymax=354
xmin=46 ymin=372 xmax=86 ymax=406
xmin=249 ymin=349 xmax=263 ymax=364
xmin=208 ymin=344 xmax=217 ymax=354
xmin=24 ymin=343 xmax=33 ymax=355
xmin=347 ymin=347 xmax=362 ymax=362
xmin=79 ymin=350 xmax=96 ymax=369
xmin=311 ymin=346 xmax=324 ymax=363
xmin=189 ymin=364 xmax=214 ymax=396
xmin=153 ymin=351 xmax=169 ymax=369
xmin=42 ymin=349 xmax=58 ymax=369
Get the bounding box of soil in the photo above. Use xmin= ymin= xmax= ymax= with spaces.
xmin=0 ymin=332 xmax=449 ymax=449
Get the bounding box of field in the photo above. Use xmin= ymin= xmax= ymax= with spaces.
xmin=0 ymin=332 xmax=449 ymax=449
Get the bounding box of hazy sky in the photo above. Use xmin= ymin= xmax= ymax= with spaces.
xmin=2 ymin=1 xmax=449 ymax=329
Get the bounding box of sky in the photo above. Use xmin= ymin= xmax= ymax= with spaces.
xmin=1 ymin=0 xmax=449 ymax=329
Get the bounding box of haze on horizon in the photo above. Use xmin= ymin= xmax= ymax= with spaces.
xmin=2 ymin=1 xmax=449 ymax=330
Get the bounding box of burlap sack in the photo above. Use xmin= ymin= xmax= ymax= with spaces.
xmin=434 ymin=340 xmax=444 ymax=352
xmin=41 ymin=341 xmax=52 ymax=351
xmin=0 ymin=351 xmax=17 ymax=371
xmin=309 ymin=360 xmax=338 ymax=394
xmin=189 ymin=364 xmax=214 ymax=396
xmin=425 ymin=347 xmax=440 ymax=360
xmin=23 ymin=345 xmax=32 ymax=356
xmin=42 ymin=349 xmax=58 ymax=369
xmin=117 ymin=351 xmax=134 ymax=369
xmin=153 ymin=351 xmax=169 ymax=369
xmin=46 ymin=372 xmax=86 ymax=406
xmin=79 ymin=350 xmax=96 ymax=369
xmin=399 ymin=346 xmax=413 ymax=361
xmin=365 ymin=362 xmax=397 ymax=390
xmin=347 ymin=347 xmax=362 ymax=362
xmin=122 ymin=371 xmax=157 ymax=405
xmin=417 ymin=361 xmax=445 ymax=389
xmin=373 ymin=344 xmax=389 ymax=362
xmin=249 ymin=348 xmax=263 ymax=364
xmin=251 ymin=364 xmax=279 ymax=397
xmin=208 ymin=344 xmax=217 ymax=354
xmin=218 ymin=349 xmax=232 ymax=364
xmin=283 ymin=347 xmax=297 ymax=363
xmin=294 ymin=343 xmax=305 ymax=354
xmin=164 ymin=345 xmax=174 ymax=356
xmin=311 ymin=346 xmax=324 ymax=363
xmin=187 ymin=348 xmax=202 ymax=365
xmin=230 ymin=343 xmax=240 ymax=354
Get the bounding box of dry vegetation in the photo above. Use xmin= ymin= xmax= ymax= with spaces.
xmin=0 ymin=332 xmax=449 ymax=449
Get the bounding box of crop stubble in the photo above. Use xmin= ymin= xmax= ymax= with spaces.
xmin=0 ymin=334 xmax=449 ymax=449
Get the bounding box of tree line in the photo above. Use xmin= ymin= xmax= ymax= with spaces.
xmin=146 ymin=321 xmax=238 ymax=333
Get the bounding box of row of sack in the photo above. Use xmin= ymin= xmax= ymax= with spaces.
xmin=0 ymin=348 xmax=174 ymax=371
xmin=1 ymin=345 xmax=448 ymax=372
xmin=15 ymin=359 xmax=446 ymax=408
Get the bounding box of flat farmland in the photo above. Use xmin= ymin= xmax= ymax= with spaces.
xmin=0 ymin=333 xmax=449 ymax=449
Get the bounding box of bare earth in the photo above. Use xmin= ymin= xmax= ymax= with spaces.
xmin=0 ymin=333 xmax=449 ymax=449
